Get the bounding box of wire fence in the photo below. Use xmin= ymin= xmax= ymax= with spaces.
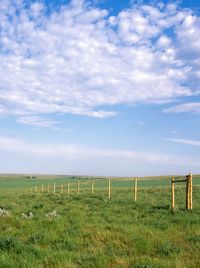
xmin=24 ymin=177 xmax=200 ymax=206
xmin=1 ymin=175 xmax=199 ymax=209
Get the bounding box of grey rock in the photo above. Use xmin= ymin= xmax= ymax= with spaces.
xmin=21 ymin=212 xmax=33 ymax=219
xmin=0 ymin=208 xmax=10 ymax=218
xmin=45 ymin=210 xmax=59 ymax=218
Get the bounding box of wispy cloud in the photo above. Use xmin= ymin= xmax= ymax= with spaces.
xmin=0 ymin=136 xmax=199 ymax=166
xmin=163 ymin=103 xmax=200 ymax=114
xmin=16 ymin=116 xmax=60 ymax=128
xmin=0 ymin=1 xmax=200 ymax=123
xmin=137 ymin=120 xmax=145 ymax=126
xmin=166 ymin=138 xmax=200 ymax=146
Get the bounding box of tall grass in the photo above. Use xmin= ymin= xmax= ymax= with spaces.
xmin=0 ymin=185 xmax=200 ymax=268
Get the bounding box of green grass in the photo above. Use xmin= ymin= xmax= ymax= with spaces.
xmin=0 ymin=175 xmax=200 ymax=267
xmin=1 ymin=174 xmax=200 ymax=192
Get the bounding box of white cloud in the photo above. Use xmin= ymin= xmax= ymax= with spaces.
xmin=137 ymin=120 xmax=145 ymax=126
xmin=163 ymin=102 xmax=200 ymax=114
xmin=167 ymin=138 xmax=200 ymax=146
xmin=16 ymin=116 xmax=60 ymax=127
xmin=0 ymin=136 xmax=199 ymax=167
xmin=0 ymin=0 xmax=200 ymax=124
xmin=156 ymin=35 xmax=171 ymax=48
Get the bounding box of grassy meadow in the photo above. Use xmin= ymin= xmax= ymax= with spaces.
xmin=0 ymin=175 xmax=200 ymax=268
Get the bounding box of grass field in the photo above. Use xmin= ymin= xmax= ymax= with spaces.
xmin=1 ymin=174 xmax=200 ymax=192
xmin=0 ymin=175 xmax=200 ymax=267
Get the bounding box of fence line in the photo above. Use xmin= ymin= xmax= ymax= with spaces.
xmin=2 ymin=176 xmax=200 ymax=198
xmin=24 ymin=175 xmax=200 ymax=208
xmin=25 ymin=177 xmax=169 ymax=202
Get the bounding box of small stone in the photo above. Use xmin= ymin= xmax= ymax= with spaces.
xmin=45 ymin=210 xmax=59 ymax=218
xmin=21 ymin=212 xmax=34 ymax=219
xmin=21 ymin=213 xmax=28 ymax=219
xmin=0 ymin=208 xmax=10 ymax=218
xmin=28 ymin=212 xmax=33 ymax=219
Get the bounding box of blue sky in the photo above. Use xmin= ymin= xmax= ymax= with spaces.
xmin=0 ymin=0 xmax=200 ymax=176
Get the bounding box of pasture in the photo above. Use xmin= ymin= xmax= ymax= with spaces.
xmin=0 ymin=174 xmax=200 ymax=268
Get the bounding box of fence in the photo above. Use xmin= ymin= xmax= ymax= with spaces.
xmin=171 ymin=173 xmax=193 ymax=210
xmin=25 ymin=177 xmax=176 ymax=202
xmin=26 ymin=178 xmax=140 ymax=200
xmin=24 ymin=174 xmax=200 ymax=210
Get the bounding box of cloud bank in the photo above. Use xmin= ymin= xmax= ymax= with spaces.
xmin=0 ymin=0 xmax=200 ymax=125
xmin=0 ymin=136 xmax=199 ymax=167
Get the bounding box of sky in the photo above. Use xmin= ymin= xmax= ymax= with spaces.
xmin=0 ymin=0 xmax=200 ymax=176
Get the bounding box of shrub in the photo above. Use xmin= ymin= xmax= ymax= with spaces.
xmin=0 ymin=237 xmax=20 ymax=252
xmin=156 ymin=242 xmax=181 ymax=257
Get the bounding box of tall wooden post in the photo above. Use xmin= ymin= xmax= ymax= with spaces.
xmin=77 ymin=180 xmax=80 ymax=195
xmin=189 ymin=173 xmax=192 ymax=209
xmin=41 ymin=184 xmax=44 ymax=193
xmin=134 ymin=178 xmax=138 ymax=202
xmin=108 ymin=179 xmax=111 ymax=199
xmin=171 ymin=177 xmax=175 ymax=209
xmin=67 ymin=182 xmax=70 ymax=194
xmin=91 ymin=180 xmax=94 ymax=194
xmin=187 ymin=173 xmax=192 ymax=210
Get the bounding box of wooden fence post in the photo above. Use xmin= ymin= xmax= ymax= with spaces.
xmin=134 ymin=178 xmax=138 ymax=202
xmin=54 ymin=182 xmax=56 ymax=194
xmin=171 ymin=177 xmax=175 ymax=209
xmin=77 ymin=180 xmax=80 ymax=195
xmin=189 ymin=173 xmax=192 ymax=210
xmin=41 ymin=184 xmax=44 ymax=193
xmin=108 ymin=179 xmax=111 ymax=199
xmin=91 ymin=180 xmax=94 ymax=194
xmin=187 ymin=173 xmax=192 ymax=210
xmin=67 ymin=182 xmax=70 ymax=194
